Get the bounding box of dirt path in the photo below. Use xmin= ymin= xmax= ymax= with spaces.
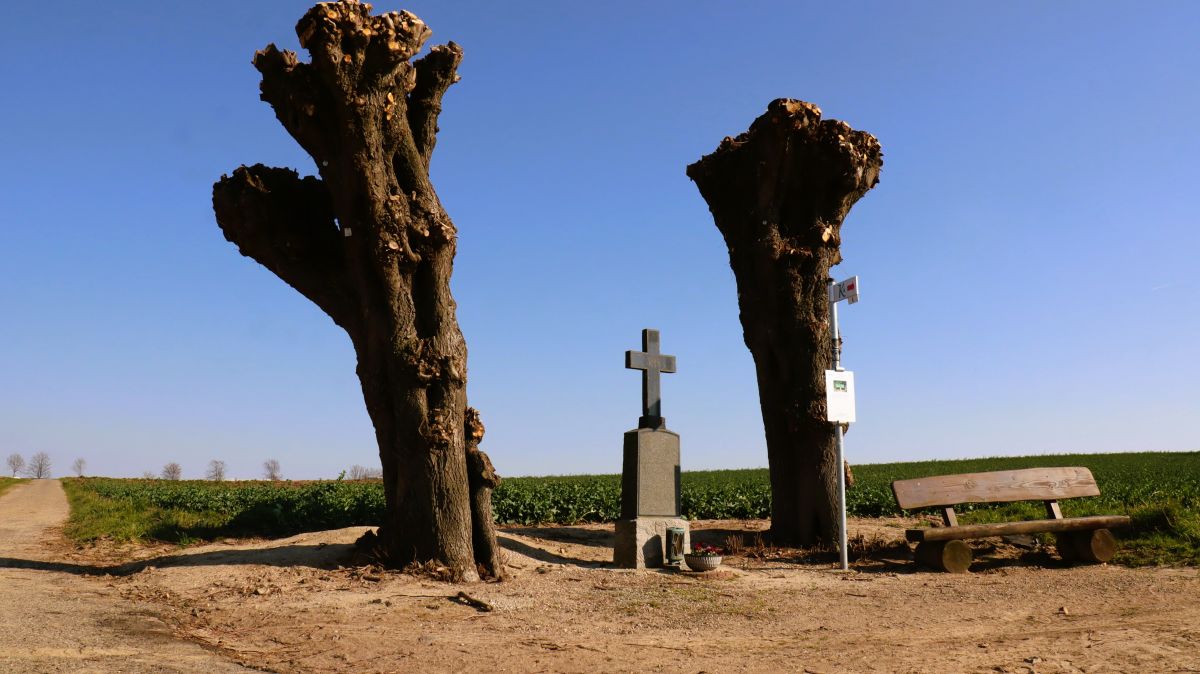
xmin=83 ymin=519 xmax=1200 ymax=674
xmin=0 ymin=480 xmax=250 ymax=673
xmin=5 ymin=482 xmax=1200 ymax=672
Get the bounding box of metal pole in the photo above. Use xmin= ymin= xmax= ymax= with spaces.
xmin=830 ymin=282 xmax=848 ymax=571
xmin=835 ymin=420 xmax=848 ymax=571
xmin=831 ymin=294 xmax=841 ymax=370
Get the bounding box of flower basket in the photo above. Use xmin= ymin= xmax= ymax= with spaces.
xmin=684 ymin=553 xmax=723 ymax=572
xmin=685 ymin=543 xmax=724 ymax=572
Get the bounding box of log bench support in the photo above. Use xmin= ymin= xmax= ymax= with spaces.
xmin=1056 ymin=528 xmax=1118 ymax=564
xmin=914 ymin=540 xmax=973 ymax=573
xmin=892 ymin=467 xmax=1131 ymax=573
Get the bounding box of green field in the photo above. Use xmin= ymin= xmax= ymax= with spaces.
xmin=62 ymin=451 xmax=1200 ymax=565
xmin=63 ymin=479 xmax=384 ymax=545
xmin=0 ymin=477 xmax=26 ymax=498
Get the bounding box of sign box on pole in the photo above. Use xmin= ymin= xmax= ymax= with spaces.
xmin=824 ymin=370 xmax=856 ymax=423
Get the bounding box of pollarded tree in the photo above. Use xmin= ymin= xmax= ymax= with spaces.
xmin=688 ymin=100 xmax=882 ymax=546
xmin=72 ymin=458 xmax=87 ymax=477
xmin=212 ymin=2 xmax=500 ymax=579
xmin=6 ymin=453 xmax=23 ymax=477
xmin=263 ymin=459 xmax=283 ymax=482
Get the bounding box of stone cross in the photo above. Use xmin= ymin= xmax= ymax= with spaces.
xmin=616 ymin=328 xmax=688 ymax=568
xmin=625 ymin=328 xmax=677 ymax=429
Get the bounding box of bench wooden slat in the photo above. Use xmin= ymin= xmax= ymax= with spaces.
xmin=906 ymin=515 xmax=1130 ymax=543
xmin=891 ymin=467 xmax=1100 ymax=510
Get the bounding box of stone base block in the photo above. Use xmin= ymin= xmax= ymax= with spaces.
xmin=613 ymin=517 xmax=690 ymax=569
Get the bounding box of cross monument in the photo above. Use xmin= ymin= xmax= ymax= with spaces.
xmin=625 ymin=329 xmax=677 ymax=429
xmin=614 ymin=328 xmax=690 ymax=569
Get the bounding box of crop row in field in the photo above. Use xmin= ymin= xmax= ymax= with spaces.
xmin=67 ymin=451 xmax=1198 ymax=533
xmin=70 ymin=470 xmax=770 ymax=531
xmin=67 ymin=478 xmax=385 ymax=541
xmin=499 ymin=452 xmax=1200 ymax=524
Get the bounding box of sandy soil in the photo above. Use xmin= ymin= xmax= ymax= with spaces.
xmin=3 ymin=480 xmax=1200 ymax=673
xmin=0 ymin=479 xmax=251 ymax=673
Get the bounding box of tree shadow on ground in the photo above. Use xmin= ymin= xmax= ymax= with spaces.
xmin=690 ymin=528 xmax=762 ymax=548
xmin=833 ymin=541 xmax=1083 ymax=575
xmin=957 ymin=545 xmax=1079 ymax=573
xmin=140 ymin=508 xmax=382 ymax=544
xmin=496 ymin=533 xmax=607 ymax=568
xmin=0 ymin=543 xmax=357 ymax=577
xmin=697 ymin=526 xmax=1091 ymax=575
xmin=499 ymin=526 xmax=612 ymax=549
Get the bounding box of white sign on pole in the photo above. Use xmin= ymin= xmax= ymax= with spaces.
xmin=829 ymin=276 xmax=860 ymax=304
xmin=826 ymin=275 xmax=860 ymax=572
xmin=824 ymin=370 xmax=856 ymax=423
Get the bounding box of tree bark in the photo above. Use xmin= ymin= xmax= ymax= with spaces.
xmin=686 ymin=99 xmax=882 ymax=546
xmin=464 ymin=407 xmax=503 ymax=576
xmin=212 ymin=2 xmax=499 ymax=579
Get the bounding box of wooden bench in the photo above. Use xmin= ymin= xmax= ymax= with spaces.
xmin=891 ymin=467 xmax=1130 ymax=573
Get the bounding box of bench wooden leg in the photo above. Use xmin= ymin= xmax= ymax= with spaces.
xmin=1055 ymin=532 xmax=1079 ymax=562
xmin=1057 ymin=529 xmax=1117 ymax=564
xmin=1074 ymin=528 xmax=1117 ymax=563
xmin=915 ymin=540 xmax=972 ymax=573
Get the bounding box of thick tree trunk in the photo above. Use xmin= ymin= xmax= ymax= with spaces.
xmin=687 ymin=99 xmax=882 ymax=546
xmin=212 ymin=2 xmax=499 ymax=579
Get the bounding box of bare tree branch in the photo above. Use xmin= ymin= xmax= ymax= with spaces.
xmin=213 ymin=164 xmax=356 ymax=330
xmin=253 ymin=46 xmax=332 ymax=164
xmin=408 ymin=42 xmax=463 ymax=167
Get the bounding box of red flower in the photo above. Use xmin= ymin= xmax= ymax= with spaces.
xmin=689 ymin=543 xmax=723 ymax=556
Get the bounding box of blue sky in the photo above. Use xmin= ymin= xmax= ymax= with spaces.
xmin=1 ymin=1 xmax=1196 ymax=479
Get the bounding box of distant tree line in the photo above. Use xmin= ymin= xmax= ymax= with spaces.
xmin=6 ymin=452 xmax=54 ymax=478
xmin=4 ymin=452 xmax=382 ymax=482
xmin=347 ymin=464 xmax=383 ymax=480
xmin=139 ymin=458 xmax=287 ymax=481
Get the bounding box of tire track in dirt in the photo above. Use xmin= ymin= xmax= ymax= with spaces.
xmin=0 ymin=479 xmax=251 ymax=673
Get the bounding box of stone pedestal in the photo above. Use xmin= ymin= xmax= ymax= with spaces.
xmin=620 ymin=428 xmax=680 ymax=519
xmin=613 ymin=516 xmax=691 ymax=569
xmin=614 ymin=426 xmax=689 ymax=568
